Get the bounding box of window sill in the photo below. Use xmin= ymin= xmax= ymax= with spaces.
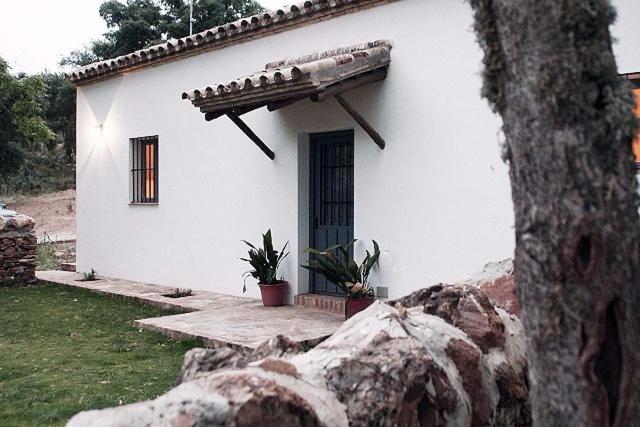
xmin=129 ymin=202 xmax=159 ymax=206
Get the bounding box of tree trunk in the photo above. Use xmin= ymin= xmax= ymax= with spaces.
xmin=468 ymin=0 xmax=640 ymax=425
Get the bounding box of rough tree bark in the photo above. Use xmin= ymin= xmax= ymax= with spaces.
xmin=468 ymin=1 xmax=640 ymax=425
xmin=68 ymin=286 xmax=531 ymax=427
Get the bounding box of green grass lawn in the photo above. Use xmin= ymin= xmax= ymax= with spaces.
xmin=0 ymin=283 xmax=200 ymax=427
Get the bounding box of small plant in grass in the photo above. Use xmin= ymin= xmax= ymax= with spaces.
xmin=163 ymin=288 xmax=193 ymax=298
xmin=81 ymin=268 xmax=98 ymax=281
xmin=36 ymin=232 xmax=58 ymax=271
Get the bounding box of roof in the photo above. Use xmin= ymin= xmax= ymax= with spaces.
xmin=182 ymin=40 xmax=392 ymax=159
xmin=622 ymin=72 xmax=640 ymax=88
xmin=67 ymin=0 xmax=394 ymax=85
xmin=181 ymin=40 xmax=392 ymax=116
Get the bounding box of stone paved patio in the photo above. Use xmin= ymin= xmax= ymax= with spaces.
xmin=37 ymin=271 xmax=344 ymax=351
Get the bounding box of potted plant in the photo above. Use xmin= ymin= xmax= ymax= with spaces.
xmin=241 ymin=229 xmax=290 ymax=307
xmin=301 ymin=240 xmax=381 ymax=319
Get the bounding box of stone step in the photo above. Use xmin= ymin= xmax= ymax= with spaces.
xmin=37 ymin=271 xmax=343 ymax=352
xmin=294 ymin=293 xmax=346 ymax=316
xmin=59 ymin=262 xmax=76 ymax=272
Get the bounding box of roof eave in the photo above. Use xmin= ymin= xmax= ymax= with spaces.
xmin=66 ymin=0 xmax=398 ymax=86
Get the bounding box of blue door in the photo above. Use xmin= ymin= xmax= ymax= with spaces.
xmin=309 ymin=130 xmax=354 ymax=295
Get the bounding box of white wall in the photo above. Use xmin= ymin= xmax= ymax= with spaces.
xmin=612 ymin=0 xmax=640 ymax=73
xmin=76 ymin=0 xmax=640 ymax=300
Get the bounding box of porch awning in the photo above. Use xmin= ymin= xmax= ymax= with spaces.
xmin=182 ymin=40 xmax=392 ymax=159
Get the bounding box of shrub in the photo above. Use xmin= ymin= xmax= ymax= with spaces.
xmin=36 ymin=242 xmax=58 ymax=271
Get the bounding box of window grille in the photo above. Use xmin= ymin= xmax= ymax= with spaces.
xmin=130 ymin=136 xmax=158 ymax=203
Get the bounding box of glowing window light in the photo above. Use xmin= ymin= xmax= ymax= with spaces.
xmin=633 ymin=89 xmax=640 ymax=168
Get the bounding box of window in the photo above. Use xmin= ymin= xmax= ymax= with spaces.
xmin=632 ymin=87 xmax=640 ymax=169
xmin=130 ymin=136 xmax=158 ymax=204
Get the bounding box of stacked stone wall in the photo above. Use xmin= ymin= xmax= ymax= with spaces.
xmin=0 ymin=215 xmax=37 ymax=284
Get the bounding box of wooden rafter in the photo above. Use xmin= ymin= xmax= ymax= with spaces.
xmin=334 ymin=94 xmax=386 ymax=150
xmin=226 ymin=113 xmax=275 ymax=160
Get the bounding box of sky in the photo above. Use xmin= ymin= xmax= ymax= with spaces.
xmin=0 ymin=0 xmax=288 ymax=75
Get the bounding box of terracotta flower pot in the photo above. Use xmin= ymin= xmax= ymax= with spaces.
xmin=258 ymin=281 xmax=288 ymax=307
xmin=345 ymin=296 xmax=375 ymax=319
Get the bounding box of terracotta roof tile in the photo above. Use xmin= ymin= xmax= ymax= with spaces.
xmin=182 ymin=40 xmax=392 ymax=114
xmin=67 ymin=0 xmax=394 ymax=85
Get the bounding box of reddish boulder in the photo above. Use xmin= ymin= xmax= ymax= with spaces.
xmin=392 ymin=284 xmax=506 ymax=353
xmin=461 ymin=259 xmax=520 ymax=316
xmin=445 ymin=338 xmax=492 ymax=427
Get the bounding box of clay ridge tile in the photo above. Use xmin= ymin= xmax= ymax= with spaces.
xmin=67 ymin=0 xmax=395 ymax=85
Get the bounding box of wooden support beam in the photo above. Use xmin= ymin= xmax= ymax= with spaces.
xmin=267 ymin=96 xmax=307 ymax=112
xmin=334 ymin=94 xmax=386 ymax=150
xmin=205 ymin=110 xmax=227 ymax=121
xmin=205 ymin=104 xmax=264 ymax=121
xmin=231 ymin=104 xmax=264 ymax=116
xmin=313 ymin=68 xmax=388 ymax=102
xmin=227 ymin=113 xmax=275 ymax=160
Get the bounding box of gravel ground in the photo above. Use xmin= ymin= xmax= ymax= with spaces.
xmin=4 ymin=190 xmax=76 ymax=240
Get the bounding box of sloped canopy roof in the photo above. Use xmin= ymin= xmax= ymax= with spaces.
xmin=182 ymin=40 xmax=392 ymax=119
xmin=181 ymin=41 xmax=392 ymax=160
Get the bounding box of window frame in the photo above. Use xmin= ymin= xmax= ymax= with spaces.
xmin=130 ymin=135 xmax=159 ymax=205
xmin=623 ymin=73 xmax=640 ymax=171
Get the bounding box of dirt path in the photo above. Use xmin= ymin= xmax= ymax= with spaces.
xmin=4 ymin=190 xmax=76 ymax=240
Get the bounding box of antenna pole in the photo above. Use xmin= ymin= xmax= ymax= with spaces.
xmin=189 ymin=0 xmax=193 ymax=35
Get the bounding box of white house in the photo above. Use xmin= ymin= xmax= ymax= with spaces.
xmin=69 ymin=0 xmax=640 ymax=303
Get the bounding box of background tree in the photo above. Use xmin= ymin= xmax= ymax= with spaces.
xmin=62 ymin=0 xmax=264 ymax=67
xmin=0 ymin=58 xmax=54 ymax=177
xmin=0 ymin=58 xmax=76 ymax=194
xmin=40 ymin=73 xmax=77 ymax=161
xmin=0 ymin=62 xmax=25 ymax=177
xmin=162 ymin=0 xmax=264 ymax=38
xmin=469 ymin=0 xmax=640 ymax=425
xmin=97 ymin=0 xmax=164 ymax=58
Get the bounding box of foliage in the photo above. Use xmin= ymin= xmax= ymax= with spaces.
xmin=0 ymin=58 xmax=75 ymax=195
xmin=40 ymin=73 xmax=76 ymax=160
xmin=301 ymin=240 xmax=381 ymax=298
xmin=0 ymin=58 xmax=54 ymax=177
xmin=1 ymin=148 xmax=75 ymax=195
xmin=36 ymin=243 xmax=59 ymax=271
xmin=62 ymin=0 xmax=264 ymax=67
xmin=82 ymin=269 xmax=98 ymax=281
xmin=162 ymin=0 xmax=265 ymax=37
xmin=163 ymin=288 xmax=193 ymax=298
xmin=0 ymin=283 xmax=199 ymax=426
xmin=241 ymin=229 xmax=289 ymax=291
xmin=36 ymin=238 xmax=76 ymax=271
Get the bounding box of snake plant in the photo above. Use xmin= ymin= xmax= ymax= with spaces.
xmin=301 ymin=240 xmax=380 ymax=298
xmin=241 ymin=229 xmax=289 ymax=292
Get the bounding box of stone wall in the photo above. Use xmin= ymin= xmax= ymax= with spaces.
xmin=0 ymin=215 xmax=37 ymax=284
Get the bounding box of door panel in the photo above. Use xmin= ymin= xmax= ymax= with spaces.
xmin=310 ymin=130 xmax=354 ymax=295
